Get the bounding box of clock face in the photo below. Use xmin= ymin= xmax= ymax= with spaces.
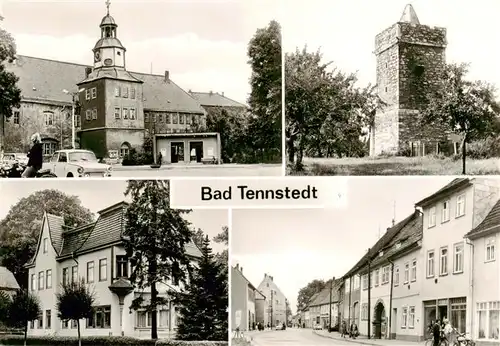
xmin=94 ymin=51 xmax=101 ymax=62
xmin=104 ymin=58 xmax=113 ymax=66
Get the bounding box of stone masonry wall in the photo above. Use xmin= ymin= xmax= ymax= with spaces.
xmin=373 ymin=108 xmax=399 ymax=155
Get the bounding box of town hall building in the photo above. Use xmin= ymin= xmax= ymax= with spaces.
xmin=3 ymin=2 xmax=246 ymax=164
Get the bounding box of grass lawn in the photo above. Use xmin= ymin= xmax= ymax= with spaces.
xmin=231 ymin=338 xmax=251 ymax=346
xmin=288 ymin=156 xmax=500 ymax=175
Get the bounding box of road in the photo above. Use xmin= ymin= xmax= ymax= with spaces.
xmin=249 ymin=328 xmax=366 ymax=346
xmin=111 ymin=164 xmax=282 ymax=177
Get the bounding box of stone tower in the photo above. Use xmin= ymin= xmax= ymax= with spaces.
xmin=370 ymin=4 xmax=449 ymax=156
xmin=77 ymin=0 xmax=144 ymax=159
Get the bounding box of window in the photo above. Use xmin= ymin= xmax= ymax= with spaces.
xmin=374 ymin=269 xmax=379 ymax=286
xmin=62 ymin=267 xmax=69 ymax=285
xmin=395 ymin=241 xmax=401 ymax=249
xmin=145 ymin=113 xmax=150 ymax=122
xmin=345 ymin=277 xmax=351 ymax=292
xmin=31 ymin=274 xmax=36 ymax=291
xmin=152 ymin=113 xmax=156 ymax=122
xmin=71 ymin=265 xmax=78 ymax=283
xmin=451 ymin=298 xmax=467 ymax=334
xmin=116 ymin=255 xmax=128 ymax=278
xmin=115 ymin=87 xmax=120 ymax=97
xmin=43 ymin=142 xmax=57 ymax=156
xmin=402 ymin=307 xmax=408 ymax=328
xmin=179 ymin=114 xmax=184 ymax=124
xmin=136 ymin=309 xmax=169 ymax=328
xmin=394 ymin=266 xmax=399 ymax=286
xmin=37 ymin=312 xmax=43 ymax=329
xmin=427 ymin=250 xmax=435 ymax=277
xmin=362 ymin=274 xmax=368 ymax=290
xmin=45 ymin=310 xmax=51 ymax=329
xmin=120 ymin=143 xmax=130 ymax=158
xmin=112 ymin=107 xmax=120 ymax=119
xmin=456 ymin=194 xmax=466 ymax=217
xmin=86 ymin=306 xmax=111 ymax=329
xmin=454 ymin=243 xmax=464 ymax=273
xmin=382 ymin=266 xmax=390 ymax=284
xmin=130 ymin=108 xmax=136 ymax=120
xmin=85 ymin=89 xmax=90 ymax=100
xmin=361 ymin=303 xmax=368 ymax=320
xmin=38 ymin=271 xmax=44 ymax=290
xmin=99 ymin=258 xmax=107 ymax=281
xmin=370 ymin=271 xmax=374 ymax=288
xmin=43 ymin=238 xmax=48 ymax=253
xmin=409 ymin=307 xmax=415 ymax=328
xmin=131 ymin=88 xmax=136 ymax=99
xmin=411 ymin=260 xmax=417 ymax=282
xmin=123 ymin=87 xmax=129 ymax=98
xmin=91 ymin=87 xmax=97 ymax=99
xmin=172 ymin=113 xmax=178 ymax=124
xmin=404 ymin=262 xmax=409 ymax=284
xmin=166 ymin=113 xmax=171 ymax=124
xmin=123 ymin=108 xmax=129 ymax=120
xmin=13 ymin=111 xmax=20 ymax=124
xmin=428 ymin=207 xmax=436 ymax=227
xmin=440 ymin=247 xmax=448 ymax=275
xmin=87 ymin=261 xmax=94 ymax=283
xmin=91 ymin=108 xmax=97 ymax=120
xmin=44 ymin=111 xmax=54 ymax=126
xmin=354 ymin=275 xmax=360 ymax=290
xmin=486 ymin=237 xmax=496 ymax=262
xmin=85 ymin=109 xmax=91 ymax=121
xmin=442 ymin=200 xmax=450 ymax=222
xmin=46 ymin=269 xmax=52 ymax=289
xmin=62 ymin=320 xmax=68 ymax=329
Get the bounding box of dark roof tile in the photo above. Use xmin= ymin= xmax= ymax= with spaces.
xmin=415 ymin=178 xmax=470 ymax=208
xmin=189 ymin=91 xmax=247 ymax=108
xmin=466 ymin=199 xmax=500 ymax=239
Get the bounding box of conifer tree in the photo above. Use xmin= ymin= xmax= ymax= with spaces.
xmin=175 ymin=235 xmax=228 ymax=341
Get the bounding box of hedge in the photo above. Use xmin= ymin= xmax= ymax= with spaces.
xmin=0 ymin=335 xmax=228 ymax=346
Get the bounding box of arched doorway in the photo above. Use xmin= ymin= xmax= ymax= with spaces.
xmin=373 ymin=301 xmax=386 ymax=339
xmin=120 ymin=142 xmax=131 ymax=158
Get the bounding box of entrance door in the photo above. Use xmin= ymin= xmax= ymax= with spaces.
xmin=170 ymin=142 xmax=184 ymax=163
xmin=189 ymin=141 xmax=203 ymax=163
xmin=374 ymin=302 xmax=385 ymax=339
xmin=438 ymin=306 xmax=448 ymax=323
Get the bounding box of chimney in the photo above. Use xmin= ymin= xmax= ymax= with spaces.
xmin=209 ymin=90 xmax=213 ymax=96
xmin=221 ymin=92 xmax=224 ymax=97
xmin=165 ymin=70 xmax=170 ymax=83
xmin=236 ymin=263 xmax=239 ymax=270
xmin=188 ymin=89 xmax=192 ymax=93
xmin=241 ymin=267 xmax=243 ymax=273
xmin=264 ymin=273 xmax=267 ymax=278
xmin=85 ymin=67 xmax=92 ymax=78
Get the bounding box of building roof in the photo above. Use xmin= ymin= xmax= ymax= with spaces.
xmin=189 ymin=91 xmax=247 ymax=108
xmin=466 ymin=198 xmax=500 ymax=239
xmin=415 ymin=178 xmax=471 ymax=208
xmin=232 ymin=265 xmax=261 ymax=295
xmin=7 ymin=55 xmax=205 ymax=114
xmin=0 ymin=266 xmax=20 ymax=291
xmin=399 ymin=4 xmax=420 ymax=25
xmin=308 ymin=279 xmax=342 ymax=307
xmin=360 ymin=211 xmax=423 ymax=272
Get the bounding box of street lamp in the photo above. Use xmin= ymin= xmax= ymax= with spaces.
xmin=63 ymin=88 xmax=84 ymax=149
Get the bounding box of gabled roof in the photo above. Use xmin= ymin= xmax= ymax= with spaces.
xmin=415 ymin=178 xmax=471 ymax=208
xmin=0 ymin=266 xmax=20 ymax=291
xmin=189 ymin=91 xmax=247 ymax=108
xmin=309 ymin=280 xmax=342 ymax=307
xmin=231 ymin=266 xmax=260 ymax=294
xmin=466 ymin=199 xmax=500 ymax=240
xmin=7 ymin=55 xmax=205 ymax=114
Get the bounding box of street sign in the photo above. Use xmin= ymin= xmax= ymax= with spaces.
xmin=235 ymin=310 xmax=241 ymax=328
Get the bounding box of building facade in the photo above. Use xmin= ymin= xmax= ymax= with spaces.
xmin=370 ymin=4 xmax=451 ymax=156
xmin=2 ymin=4 xmax=240 ymax=164
xmin=25 ymin=202 xmax=201 ymax=338
xmin=230 ymin=264 xmax=263 ymax=331
xmin=257 ymin=274 xmax=287 ymax=327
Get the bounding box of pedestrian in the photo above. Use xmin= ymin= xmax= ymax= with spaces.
xmin=157 ymin=151 xmax=162 ymax=166
xmin=433 ymin=320 xmax=441 ymax=346
xmin=22 ymin=133 xmax=43 ymax=178
xmin=443 ymin=318 xmax=453 ymax=341
xmin=341 ymin=320 xmax=347 ymax=338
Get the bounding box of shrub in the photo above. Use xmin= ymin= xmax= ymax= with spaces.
xmin=466 ymin=137 xmax=500 ymax=159
xmin=0 ymin=335 xmax=228 ymax=346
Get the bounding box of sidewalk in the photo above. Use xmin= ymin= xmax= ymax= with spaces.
xmin=313 ymin=330 xmax=426 ymax=346
xmin=111 ymin=163 xmax=280 ymax=171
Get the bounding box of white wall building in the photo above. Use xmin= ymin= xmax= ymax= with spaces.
xmin=257 ymin=274 xmax=287 ymax=327
xmin=25 ymin=202 xmax=201 ymax=338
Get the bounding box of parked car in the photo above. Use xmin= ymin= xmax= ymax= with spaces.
xmin=1 ymin=152 xmax=29 ymax=166
xmin=42 ymin=149 xmax=112 ymax=178
xmin=314 ymin=324 xmax=323 ymax=330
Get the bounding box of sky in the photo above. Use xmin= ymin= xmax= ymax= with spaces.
xmin=0 ymin=179 xmax=228 ymax=252
xmin=0 ymin=0 xmax=281 ymax=104
xmin=231 ymin=176 xmax=456 ymax=314
xmin=283 ymin=0 xmax=500 ymax=92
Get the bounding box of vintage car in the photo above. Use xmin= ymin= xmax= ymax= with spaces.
xmin=43 ymin=149 xmax=112 ymax=178
xmin=1 ymin=152 xmax=29 ymax=167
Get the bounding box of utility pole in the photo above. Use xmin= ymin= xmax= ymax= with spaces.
xmin=367 ymin=249 xmax=372 ymax=339
xmin=329 ymin=278 xmax=333 ymax=332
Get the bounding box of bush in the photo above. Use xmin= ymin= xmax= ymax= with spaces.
xmin=121 ymin=149 xmax=154 ymax=166
xmin=0 ymin=335 xmax=228 ymax=346
xmin=466 ymin=137 xmax=500 ymax=159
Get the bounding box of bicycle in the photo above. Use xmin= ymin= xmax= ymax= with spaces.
xmin=452 ymin=329 xmax=475 ymax=346
xmin=424 ymin=335 xmax=449 ymax=346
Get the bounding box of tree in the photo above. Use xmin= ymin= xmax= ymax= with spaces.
xmin=421 ymin=63 xmax=500 ymax=174
xmin=192 ymin=228 xmax=205 ymax=250
xmin=123 ymin=180 xmax=193 ymax=340
xmin=0 ymin=291 xmax=11 ymax=326
xmin=296 ymin=279 xmax=327 ymax=311
xmin=247 ymin=20 xmax=282 ymax=162
xmin=0 ymin=27 xmax=22 ymax=151
xmin=175 ymin=236 xmax=228 ymax=341
xmin=7 ymin=290 xmax=40 ymax=346
xmin=0 ymin=190 xmax=94 ymax=288
xmin=56 ymin=279 xmax=94 ymax=346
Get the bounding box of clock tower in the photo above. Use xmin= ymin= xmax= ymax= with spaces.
xmin=77 ymin=0 xmax=144 ymax=159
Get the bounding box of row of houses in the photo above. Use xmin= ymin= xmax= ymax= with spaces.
xmin=230 ymin=265 xmax=289 ymax=331
xmin=300 ymin=279 xmax=343 ymax=329
xmin=299 ymin=178 xmax=499 ymax=346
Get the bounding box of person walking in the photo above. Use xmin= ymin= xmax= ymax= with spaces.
xmin=433 ymin=320 xmax=442 ymax=346
xmin=341 ymin=320 xmax=347 ymax=338
xmin=22 ymin=133 xmax=43 ymax=178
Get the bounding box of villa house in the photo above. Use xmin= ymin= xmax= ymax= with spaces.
xmin=24 ymin=201 xmax=202 ymax=338
xmin=465 ymin=198 xmax=500 ymax=345
xmin=416 ymin=178 xmax=500 ymax=338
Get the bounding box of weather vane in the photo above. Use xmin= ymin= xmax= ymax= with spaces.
xmin=105 ymin=0 xmax=111 ymax=15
